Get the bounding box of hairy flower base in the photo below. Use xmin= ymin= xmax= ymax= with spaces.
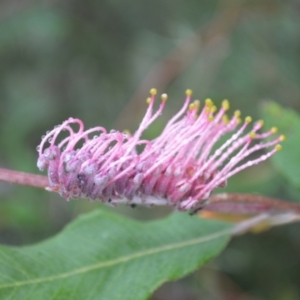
xmin=37 ymin=89 xmax=284 ymax=212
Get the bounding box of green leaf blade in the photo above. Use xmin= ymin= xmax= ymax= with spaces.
xmin=0 ymin=210 xmax=232 ymax=300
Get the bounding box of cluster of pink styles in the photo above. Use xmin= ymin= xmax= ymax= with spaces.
xmin=37 ymin=89 xmax=284 ymax=213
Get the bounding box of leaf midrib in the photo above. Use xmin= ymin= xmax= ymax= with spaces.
xmin=0 ymin=228 xmax=231 ymax=289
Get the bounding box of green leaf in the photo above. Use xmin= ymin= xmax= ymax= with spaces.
xmin=0 ymin=210 xmax=231 ymax=300
xmin=261 ymin=102 xmax=300 ymax=189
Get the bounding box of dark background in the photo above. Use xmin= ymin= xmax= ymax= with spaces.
xmin=0 ymin=1 xmax=300 ymax=299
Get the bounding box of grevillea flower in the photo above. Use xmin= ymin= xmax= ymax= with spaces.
xmin=37 ymin=89 xmax=284 ymax=212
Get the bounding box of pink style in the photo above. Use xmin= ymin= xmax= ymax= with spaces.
xmin=37 ymin=89 xmax=284 ymax=212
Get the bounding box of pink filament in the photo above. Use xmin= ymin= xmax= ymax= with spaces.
xmin=37 ymin=90 xmax=282 ymax=211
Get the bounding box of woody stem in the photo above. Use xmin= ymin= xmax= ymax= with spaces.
xmin=0 ymin=167 xmax=48 ymax=189
xmin=209 ymin=193 xmax=300 ymax=213
xmin=1 ymin=166 xmax=300 ymax=214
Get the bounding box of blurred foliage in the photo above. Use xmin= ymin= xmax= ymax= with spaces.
xmin=0 ymin=0 xmax=300 ymax=299
xmin=262 ymin=102 xmax=300 ymax=192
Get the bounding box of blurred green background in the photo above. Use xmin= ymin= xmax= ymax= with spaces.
xmin=0 ymin=0 xmax=300 ymax=299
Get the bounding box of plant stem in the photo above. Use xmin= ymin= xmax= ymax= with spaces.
xmin=1 ymin=167 xmax=300 ymax=215
xmin=208 ymin=193 xmax=300 ymax=213
xmin=0 ymin=167 xmax=48 ymax=189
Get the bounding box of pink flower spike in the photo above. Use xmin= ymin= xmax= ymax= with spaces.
xmin=37 ymin=89 xmax=284 ymax=213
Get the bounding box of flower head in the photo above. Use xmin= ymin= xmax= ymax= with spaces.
xmin=37 ymin=89 xmax=284 ymax=212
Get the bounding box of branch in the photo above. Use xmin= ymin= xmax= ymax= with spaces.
xmin=208 ymin=193 xmax=300 ymax=213
xmin=1 ymin=167 xmax=300 ymax=224
xmin=0 ymin=168 xmax=48 ymax=189
xmin=198 ymin=193 xmax=300 ymax=234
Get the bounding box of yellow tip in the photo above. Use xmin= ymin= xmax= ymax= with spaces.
xmin=205 ymin=98 xmax=214 ymax=107
xmin=249 ymin=132 xmax=256 ymax=139
xmin=189 ymin=103 xmax=195 ymax=110
xmin=275 ymin=144 xmax=282 ymax=151
xmin=208 ymin=115 xmax=214 ymax=122
xmin=271 ymin=127 xmax=278 ymax=133
xmin=146 ymin=97 xmax=151 ymax=104
xmin=280 ymin=135 xmax=286 ymax=141
xmin=258 ymin=120 xmax=264 ymax=127
xmin=193 ymin=100 xmax=200 ymax=110
xmin=222 ymin=99 xmax=230 ymax=111
xmin=161 ymin=93 xmax=168 ymax=102
xmin=186 ymin=89 xmax=193 ymax=96
xmin=211 ymin=105 xmax=217 ymax=113
xmin=234 ymin=110 xmax=241 ymax=118
xmin=245 ymin=116 xmax=252 ymax=123
xmin=222 ymin=115 xmax=229 ymax=124
xmin=150 ymin=88 xmax=157 ymax=96
xmin=123 ymin=129 xmax=131 ymax=136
